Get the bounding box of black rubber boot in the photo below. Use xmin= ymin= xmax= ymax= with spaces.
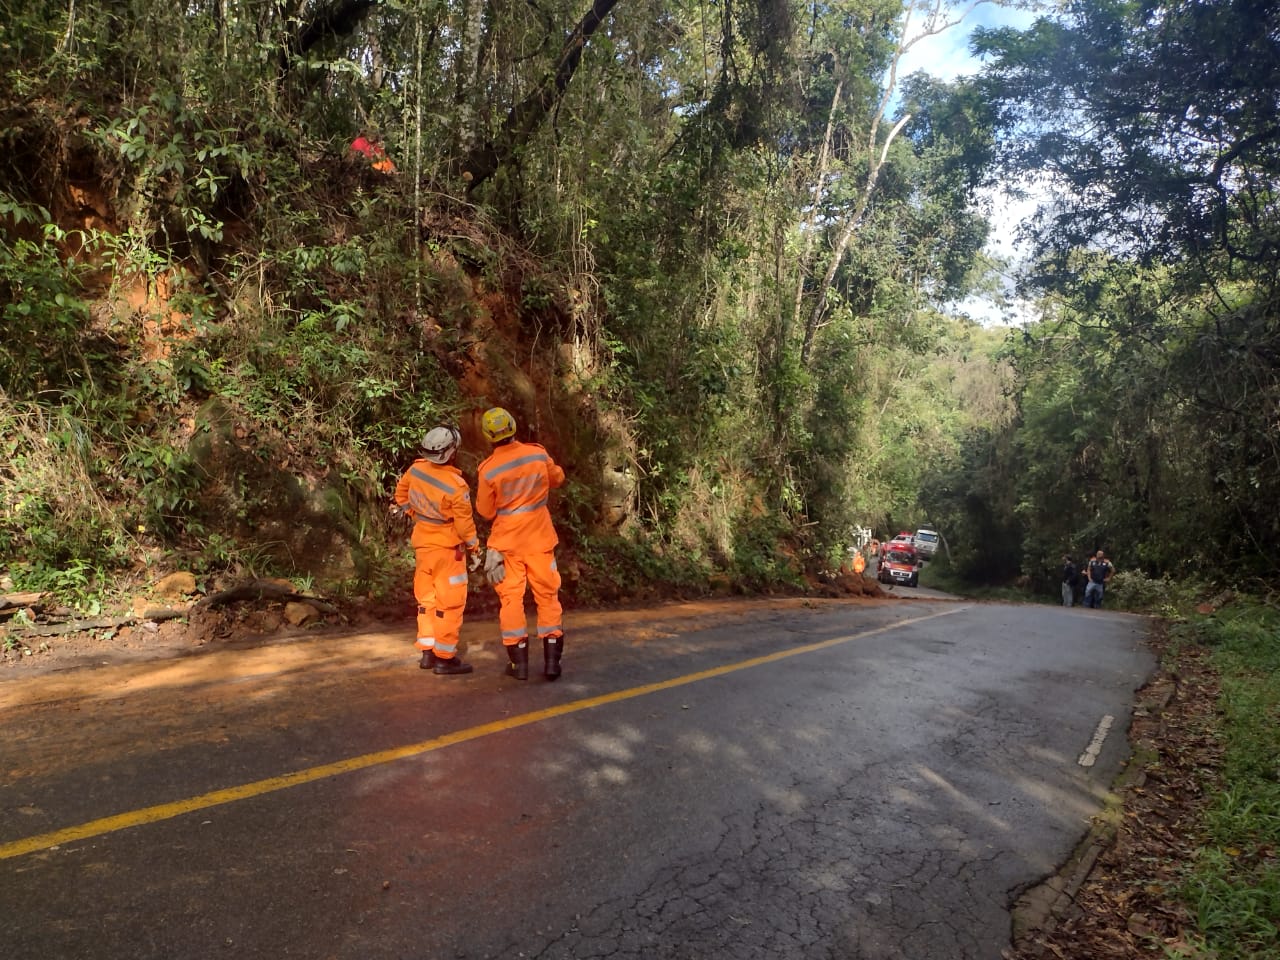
xmin=543 ymin=634 xmax=564 ymax=681
xmin=432 ymin=655 xmax=473 ymax=675
xmin=505 ymin=639 xmax=529 ymax=680
xmin=418 ymin=649 xmax=437 ymax=670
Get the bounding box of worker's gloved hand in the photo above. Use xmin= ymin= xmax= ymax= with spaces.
xmin=389 ymin=502 xmax=411 ymax=520
xmin=467 ymin=549 xmax=483 ymax=573
xmin=484 ymin=548 xmax=506 ymax=585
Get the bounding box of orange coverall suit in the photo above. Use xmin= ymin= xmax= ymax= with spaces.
xmin=476 ymin=441 xmax=565 ymax=647
xmin=394 ymin=458 xmax=479 ymax=661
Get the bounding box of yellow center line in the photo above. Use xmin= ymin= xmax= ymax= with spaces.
xmin=1 ymin=605 xmax=964 ymax=861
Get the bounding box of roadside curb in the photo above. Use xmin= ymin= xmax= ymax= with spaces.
xmin=1008 ymin=677 xmax=1177 ymax=946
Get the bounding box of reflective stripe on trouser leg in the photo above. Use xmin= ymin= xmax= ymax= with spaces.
xmin=416 ymin=545 xmax=468 ymax=656
xmin=528 ymin=551 xmax=563 ymax=638
xmin=494 ymin=552 xmax=531 ymax=642
xmin=414 ymin=629 xmax=436 ymax=653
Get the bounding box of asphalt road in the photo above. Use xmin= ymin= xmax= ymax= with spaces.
xmin=1 ymin=596 xmax=1154 ymax=960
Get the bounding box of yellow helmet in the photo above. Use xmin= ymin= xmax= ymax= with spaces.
xmin=481 ymin=406 xmax=517 ymax=442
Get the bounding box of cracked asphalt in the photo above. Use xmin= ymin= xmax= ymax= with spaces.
xmin=0 ymin=596 xmax=1153 ymax=959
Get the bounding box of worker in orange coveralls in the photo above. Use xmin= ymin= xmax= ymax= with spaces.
xmin=392 ymin=425 xmax=482 ymax=676
xmin=475 ymin=407 xmax=566 ymax=681
xmin=350 ymin=134 xmax=397 ymax=174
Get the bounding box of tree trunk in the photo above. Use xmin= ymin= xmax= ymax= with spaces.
xmin=797 ymin=0 xmax=984 ymax=366
xmin=276 ymin=0 xmax=379 ymax=79
xmin=462 ymin=0 xmax=622 ymax=191
xmin=800 ymin=111 xmax=910 ymax=366
xmin=791 ymin=77 xmax=842 ymax=340
xmin=453 ymin=0 xmax=485 ymax=157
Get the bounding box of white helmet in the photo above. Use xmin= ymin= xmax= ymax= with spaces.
xmin=421 ymin=426 xmax=461 ymax=463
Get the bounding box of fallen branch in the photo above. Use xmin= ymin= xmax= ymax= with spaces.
xmin=0 ymin=592 xmax=45 ymax=610
xmin=12 ymin=609 xmax=187 ymax=638
xmin=192 ymin=579 xmax=337 ymax=614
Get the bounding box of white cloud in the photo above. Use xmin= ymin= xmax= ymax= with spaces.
xmin=982 ymin=181 xmax=1041 ymax=260
xmin=897 ymin=4 xmax=1038 ymax=83
xmin=893 ymin=3 xmax=1047 ymax=263
xmin=949 ymin=181 xmax=1044 ymax=327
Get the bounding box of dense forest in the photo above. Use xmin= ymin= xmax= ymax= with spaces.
xmin=1 ymin=0 xmax=1277 ymax=605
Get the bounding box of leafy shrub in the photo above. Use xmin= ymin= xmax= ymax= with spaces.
xmin=0 ymin=399 xmax=129 ymax=604
xmin=569 ymin=531 xmax=712 ymax=605
xmin=1106 ymin=569 xmax=1200 ymax=615
xmin=0 ymin=201 xmax=92 ymax=397
xmin=729 ymin=515 xmax=805 ymax=590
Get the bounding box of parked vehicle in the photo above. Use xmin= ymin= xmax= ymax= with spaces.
xmin=880 ymin=532 xmax=913 ymax=558
xmin=913 ymin=527 xmax=940 ymax=559
xmin=878 ymin=543 xmax=919 ymax=588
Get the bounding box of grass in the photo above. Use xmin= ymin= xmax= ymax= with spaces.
xmin=1173 ymin=602 xmax=1280 ymax=960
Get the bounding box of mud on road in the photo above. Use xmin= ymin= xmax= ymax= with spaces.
xmin=0 ymin=568 xmax=900 ymax=678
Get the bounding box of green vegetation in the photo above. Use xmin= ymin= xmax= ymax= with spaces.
xmin=1171 ymin=606 xmax=1280 ymax=960
xmin=0 ymin=1 xmax=1274 ymax=612
xmin=1 ymin=0 xmax=1010 ymax=606
xmin=916 ymin=555 xmax=1029 ymax=605
xmin=921 ymin=0 xmax=1280 ymax=593
xmin=0 ymin=2 xmax=1277 ymax=952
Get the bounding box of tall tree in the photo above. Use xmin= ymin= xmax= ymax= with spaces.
xmin=461 ymin=0 xmax=622 ymax=189
xmin=975 ymin=0 xmax=1280 ymax=577
xmin=796 ymin=0 xmax=992 ymax=367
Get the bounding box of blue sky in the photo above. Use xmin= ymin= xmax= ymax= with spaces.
xmin=897 ymin=3 xmax=1039 ymax=87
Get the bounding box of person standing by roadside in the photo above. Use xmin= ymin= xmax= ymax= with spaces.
xmin=1061 ymin=554 xmax=1079 ymax=607
xmin=476 ymin=407 xmax=567 ymax=681
xmin=391 ymin=425 xmax=483 ymax=675
xmin=1083 ymin=549 xmax=1114 ymax=609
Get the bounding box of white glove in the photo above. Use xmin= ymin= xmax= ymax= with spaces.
xmin=468 ymin=550 xmax=483 ymax=572
xmin=484 ymin=548 xmax=506 ymax=585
